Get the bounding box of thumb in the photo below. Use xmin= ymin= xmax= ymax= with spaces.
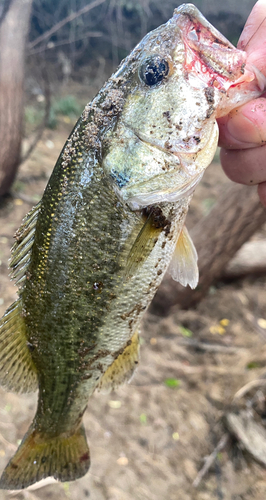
xmin=218 ymin=96 xmax=266 ymax=149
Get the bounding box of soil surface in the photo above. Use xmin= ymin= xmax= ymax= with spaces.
xmin=0 ymin=115 xmax=266 ymax=500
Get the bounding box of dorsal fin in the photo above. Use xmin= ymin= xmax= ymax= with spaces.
xmin=9 ymin=201 xmax=41 ymax=289
xmin=0 ymin=300 xmax=38 ymax=393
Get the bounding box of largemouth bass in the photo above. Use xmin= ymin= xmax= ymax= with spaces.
xmin=0 ymin=3 xmax=264 ymax=490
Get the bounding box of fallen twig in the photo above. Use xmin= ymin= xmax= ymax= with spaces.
xmin=225 ymin=409 xmax=266 ymax=467
xmin=177 ymin=338 xmax=245 ymax=354
xmin=233 ymin=379 xmax=266 ymax=401
xmin=193 ymin=433 xmax=229 ymax=488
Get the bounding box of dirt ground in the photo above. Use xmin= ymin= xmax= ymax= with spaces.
xmin=1 ymin=114 xmax=266 ymax=500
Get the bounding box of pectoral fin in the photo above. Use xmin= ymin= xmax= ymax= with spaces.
xmin=168 ymin=226 xmax=198 ymax=289
xmin=125 ymin=211 xmax=163 ymax=278
xmin=97 ymin=331 xmax=139 ymax=393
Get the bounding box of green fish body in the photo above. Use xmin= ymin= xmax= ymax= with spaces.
xmin=0 ymin=3 xmax=264 ymax=490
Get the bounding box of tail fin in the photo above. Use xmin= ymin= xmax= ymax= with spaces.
xmin=0 ymin=423 xmax=90 ymax=490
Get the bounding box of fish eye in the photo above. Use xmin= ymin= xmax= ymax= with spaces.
xmin=139 ymin=56 xmax=169 ymax=86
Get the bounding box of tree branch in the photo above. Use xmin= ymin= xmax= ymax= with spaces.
xmin=20 ymin=68 xmax=51 ymax=164
xmin=28 ymin=0 xmax=106 ymax=50
xmin=29 ymin=30 xmax=102 ymax=55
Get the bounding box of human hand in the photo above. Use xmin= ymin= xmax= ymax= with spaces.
xmin=218 ymin=0 xmax=266 ymax=207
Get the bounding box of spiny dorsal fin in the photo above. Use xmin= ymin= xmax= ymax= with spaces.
xmin=168 ymin=225 xmax=199 ymax=289
xmin=10 ymin=201 xmax=41 ymax=289
xmin=0 ymin=422 xmax=90 ymax=489
xmin=0 ymin=300 xmax=38 ymax=393
xmin=96 ymin=331 xmax=139 ymax=393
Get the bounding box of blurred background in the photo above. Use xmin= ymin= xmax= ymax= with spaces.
xmin=1 ymin=1 xmax=266 ymax=499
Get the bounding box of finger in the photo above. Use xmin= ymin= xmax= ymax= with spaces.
xmin=220 ymin=144 xmax=266 ymax=185
xmin=218 ymin=97 xmax=266 ymax=149
xmin=238 ymin=0 xmax=266 ymax=74
xmin=258 ymin=181 xmax=266 ymax=207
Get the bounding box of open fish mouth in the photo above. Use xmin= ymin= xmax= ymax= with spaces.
xmin=175 ymin=4 xmax=265 ymax=94
xmin=175 ymin=4 xmax=247 ymax=87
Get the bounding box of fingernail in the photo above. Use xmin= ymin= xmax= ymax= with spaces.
xmin=227 ymin=99 xmax=266 ymax=145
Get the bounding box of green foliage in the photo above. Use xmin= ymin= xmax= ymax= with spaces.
xmin=140 ymin=413 xmax=147 ymax=424
xmin=25 ymin=95 xmax=82 ymax=130
xmin=48 ymin=95 xmax=83 ymax=129
xmin=47 ymin=107 xmax=57 ymax=129
xmin=25 ymin=105 xmax=44 ymax=127
xmin=201 ymin=198 xmax=216 ymax=216
xmin=179 ymin=325 xmax=193 ymax=338
xmin=246 ymin=361 xmax=261 ymax=370
xmin=52 ymin=95 xmax=82 ymax=117
xmin=164 ymin=378 xmax=181 ymax=389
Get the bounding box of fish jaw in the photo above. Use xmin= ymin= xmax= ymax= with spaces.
xmin=108 ymin=120 xmax=218 ymax=210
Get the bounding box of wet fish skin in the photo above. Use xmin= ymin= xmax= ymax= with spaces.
xmin=0 ymin=3 xmax=264 ymax=490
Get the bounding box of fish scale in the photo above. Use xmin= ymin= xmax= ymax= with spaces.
xmin=0 ymin=3 xmax=264 ymax=490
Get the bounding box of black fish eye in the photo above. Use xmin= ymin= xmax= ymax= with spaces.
xmin=139 ymin=56 xmax=169 ymax=86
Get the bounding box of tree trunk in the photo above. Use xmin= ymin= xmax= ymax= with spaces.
xmin=151 ymin=184 xmax=266 ymax=315
xmin=223 ymin=239 xmax=266 ymax=279
xmin=0 ymin=0 xmax=33 ymax=197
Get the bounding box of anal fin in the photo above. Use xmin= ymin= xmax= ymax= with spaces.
xmin=0 ymin=300 xmax=38 ymax=393
xmin=97 ymin=331 xmax=139 ymax=393
xmin=0 ymin=423 xmax=90 ymax=489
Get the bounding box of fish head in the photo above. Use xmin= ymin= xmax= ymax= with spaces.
xmin=103 ymin=4 xmax=265 ymax=210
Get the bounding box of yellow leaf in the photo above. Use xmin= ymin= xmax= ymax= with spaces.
xmin=109 ymin=400 xmax=121 ymax=409
xmin=172 ymin=432 xmax=180 ymax=440
xmin=210 ymin=325 xmax=225 ymax=335
xmin=258 ymin=318 xmax=266 ymax=329
xmin=220 ymin=318 xmax=230 ymax=327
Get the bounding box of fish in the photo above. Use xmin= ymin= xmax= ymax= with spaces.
xmin=0 ymin=3 xmax=264 ymax=490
